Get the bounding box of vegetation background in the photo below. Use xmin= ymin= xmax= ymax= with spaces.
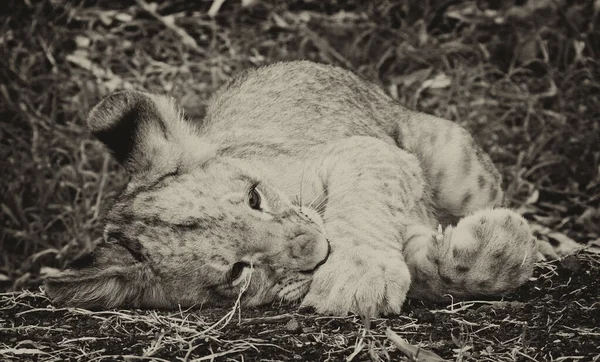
xmin=0 ymin=0 xmax=599 ymax=361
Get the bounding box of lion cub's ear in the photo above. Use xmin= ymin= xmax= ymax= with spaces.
xmin=44 ymin=243 xmax=166 ymax=309
xmin=88 ymin=90 xmax=215 ymax=176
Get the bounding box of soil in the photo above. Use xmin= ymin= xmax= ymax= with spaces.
xmin=1 ymin=252 xmax=598 ymax=361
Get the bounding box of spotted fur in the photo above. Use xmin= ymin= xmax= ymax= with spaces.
xmin=45 ymin=61 xmax=538 ymax=316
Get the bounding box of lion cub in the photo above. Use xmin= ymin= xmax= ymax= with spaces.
xmin=45 ymin=61 xmax=537 ymax=316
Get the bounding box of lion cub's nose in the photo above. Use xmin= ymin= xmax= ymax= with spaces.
xmin=289 ymin=229 xmax=330 ymax=272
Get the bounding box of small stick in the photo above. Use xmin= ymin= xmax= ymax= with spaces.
xmin=135 ymin=0 xmax=202 ymax=52
xmin=207 ymin=0 xmax=226 ymax=17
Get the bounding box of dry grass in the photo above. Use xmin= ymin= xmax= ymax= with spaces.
xmin=1 ymin=251 xmax=599 ymax=361
xmin=1 ymin=0 xmax=599 ymax=360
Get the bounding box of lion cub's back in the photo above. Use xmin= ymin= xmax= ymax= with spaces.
xmin=201 ymin=61 xmax=403 ymax=148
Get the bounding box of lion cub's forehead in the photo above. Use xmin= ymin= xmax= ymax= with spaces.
xmin=122 ymin=162 xmax=254 ymax=216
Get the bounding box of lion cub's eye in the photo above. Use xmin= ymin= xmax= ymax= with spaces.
xmin=248 ymin=187 xmax=261 ymax=210
xmin=229 ymin=262 xmax=250 ymax=286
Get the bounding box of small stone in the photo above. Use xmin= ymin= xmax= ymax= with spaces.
xmin=285 ymin=317 xmax=301 ymax=333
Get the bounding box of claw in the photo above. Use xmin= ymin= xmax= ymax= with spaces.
xmin=435 ymin=224 xmax=444 ymax=244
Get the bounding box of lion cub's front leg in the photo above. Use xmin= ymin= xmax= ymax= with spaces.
xmin=301 ymin=136 xmax=425 ymax=316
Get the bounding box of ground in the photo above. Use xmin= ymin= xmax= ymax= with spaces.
xmin=0 ymin=0 xmax=599 ymax=361
xmin=2 ymin=252 xmax=599 ymax=361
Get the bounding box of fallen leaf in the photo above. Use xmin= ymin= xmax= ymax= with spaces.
xmin=285 ymin=317 xmax=301 ymax=332
xmin=242 ymin=0 xmax=260 ymax=7
xmin=547 ymin=231 xmax=583 ymax=256
xmin=98 ymin=11 xmax=114 ymax=26
xmin=573 ymin=40 xmax=586 ymax=63
xmin=517 ymin=37 xmax=539 ymax=64
xmin=587 ymin=239 xmax=600 ymax=254
xmin=506 ymin=0 xmax=560 ymax=21
xmin=40 ymin=267 xmax=61 ymax=277
xmin=74 ymin=35 xmax=90 ymax=48
xmin=525 ymin=189 xmax=539 ymax=204
xmin=271 ymin=13 xmax=290 ymax=29
xmin=577 ymin=208 xmax=600 ymax=235
xmin=391 ymin=68 xmax=432 ymax=88
xmin=421 ymin=73 xmax=451 ymax=90
xmin=114 ymin=12 xmax=133 ymax=22
xmin=537 ymin=239 xmax=559 ymax=260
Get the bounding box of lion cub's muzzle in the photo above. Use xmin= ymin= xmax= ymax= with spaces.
xmin=287 ymin=227 xmax=330 ymax=273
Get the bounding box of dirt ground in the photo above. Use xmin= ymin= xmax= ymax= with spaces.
xmin=1 ymin=251 xmax=599 ymax=361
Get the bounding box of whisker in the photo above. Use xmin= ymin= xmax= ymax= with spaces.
xmin=311 ymin=183 xmax=356 ymax=214
xmin=299 ymin=162 xmax=306 ymax=212
xmin=314 ymin=182 xmax=351 ymax=208
xmin=307 ymin=185 xmax=329 ymax=210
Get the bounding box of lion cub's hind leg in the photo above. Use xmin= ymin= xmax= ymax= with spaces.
xmin=406 ymin=208 xmax=537 ymax=300
xmin=394 ymin=112 xmax=504 ymax=224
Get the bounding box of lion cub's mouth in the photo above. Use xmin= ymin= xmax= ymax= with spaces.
xmin=295 ymin=204 xmax=330 ymax=271
xmin=277 ymin=276 xmax=313 ymax=302
xmin=276 ymin=235 xmax=330 ymax=303
xmin=282 ymin=238 xmax=329 ymax=302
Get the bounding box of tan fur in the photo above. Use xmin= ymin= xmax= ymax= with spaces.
xmin=45 ymin=61 xmax=538 ymax=316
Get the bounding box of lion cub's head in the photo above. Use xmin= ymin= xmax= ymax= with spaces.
xmin=44 ymin=91 xmax=330 ymax=309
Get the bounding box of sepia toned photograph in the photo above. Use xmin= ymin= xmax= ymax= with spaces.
xmin=1 ymin=0 xmax=599 ymax=360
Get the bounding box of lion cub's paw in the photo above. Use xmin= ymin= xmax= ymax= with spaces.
xmin=433 ymin=208 xmax=537 ymax=296
xmin=301 ymin=248 xmax=410 ymax=317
